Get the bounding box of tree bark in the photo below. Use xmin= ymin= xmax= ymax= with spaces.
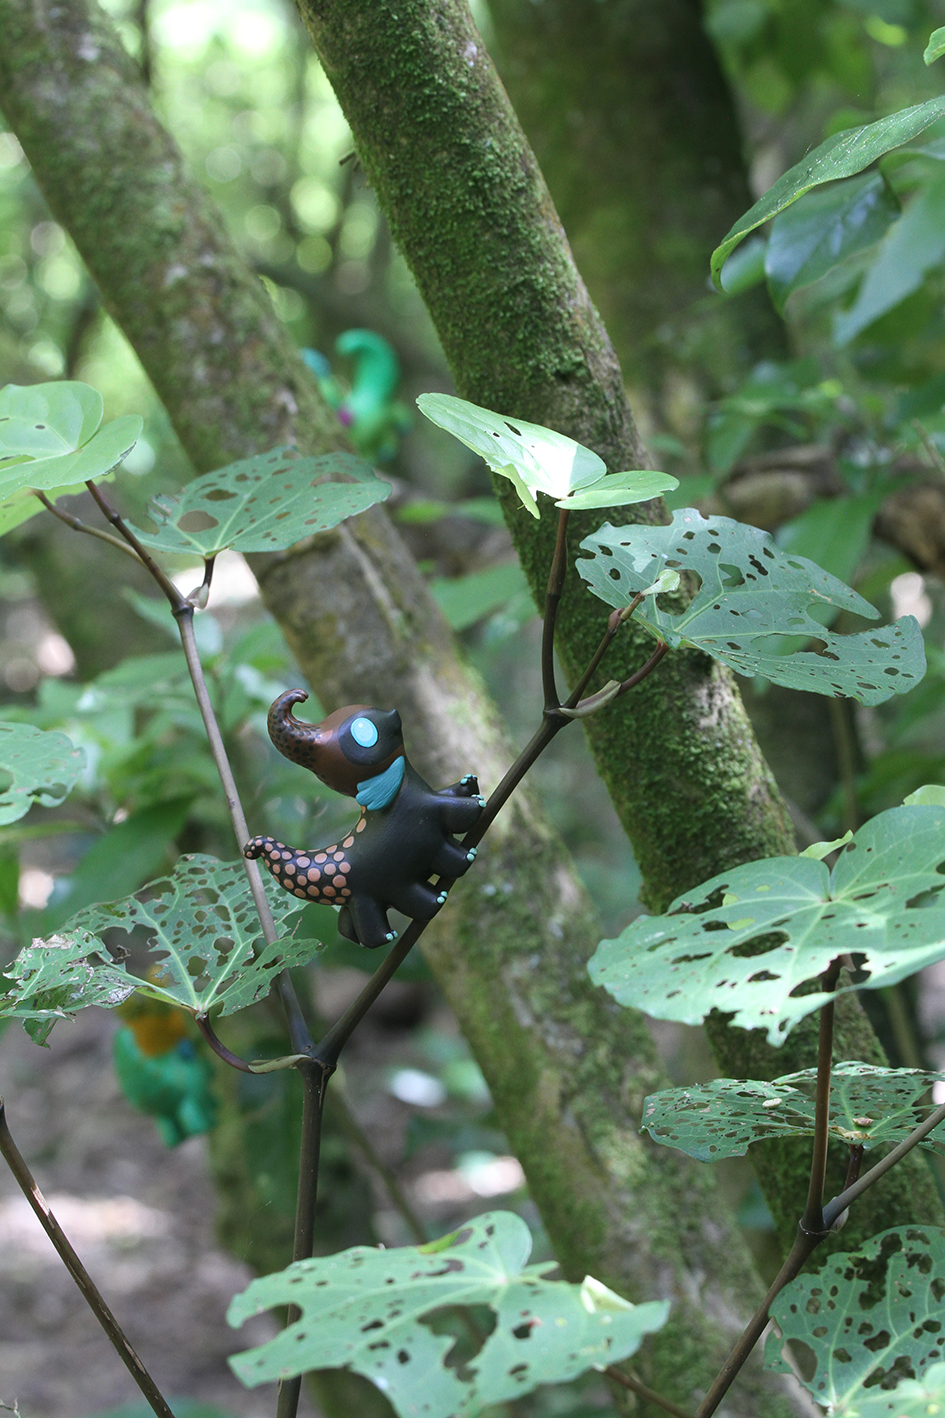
xmin=294 ymin=0 xmax=942 ymax=1245
xmin=486 ymin=0 xmax=786 ymax=391
xmin=0 ymin=2 xmax=815 ymax=1411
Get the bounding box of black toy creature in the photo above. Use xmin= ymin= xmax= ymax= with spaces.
xmin=244 ymin=689 xmax=484 ymax=948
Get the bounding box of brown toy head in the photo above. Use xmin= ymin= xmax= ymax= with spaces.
xmin=267 ymin=690 xmax=403 ymax=797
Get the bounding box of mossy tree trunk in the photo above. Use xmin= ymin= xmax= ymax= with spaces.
xmin=296 ymin=0 xmax=942 ymax=1242
xmin=486 ymin=0 xmax=785 ymax=393
xmin=0 ymin=1 xmax=817 ymax=1411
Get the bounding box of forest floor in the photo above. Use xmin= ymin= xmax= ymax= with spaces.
xmin=0 ymin=1007 xmax=295 ymax=1418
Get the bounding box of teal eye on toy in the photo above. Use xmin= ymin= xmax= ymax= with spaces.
xmin=350 ymin=716 xmax=379 ymax=748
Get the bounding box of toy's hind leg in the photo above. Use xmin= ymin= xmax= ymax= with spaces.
xmin=429 ymin=837 xmax=477 ymax=878
xmin=438 ymin=794 xmax=485 ymax=832
xmin=343 ymin=894 xmax=398 ymax=949
xmin=395 ymin=880 xmax=450 ymax=920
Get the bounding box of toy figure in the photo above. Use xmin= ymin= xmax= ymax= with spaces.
xmin=301 ymin=329 xmax=411 ymax=462
xmin=113 ymin=997 xmax=217 ymax=1147
xmin=244 ymin=690 xmax=484 ymax=948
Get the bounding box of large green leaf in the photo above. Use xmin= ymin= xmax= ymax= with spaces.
xmin=577 ymin=510 xmax=923 ymax=704
xmin=765 ymin=173 xmax=900 ymax=314
xmin=127 ymin=447 xmax=390 ymax=556
xmin=766 ymin=1227 xmax=945 ymax=1414
xmin=642 ymin=1063 xmax=945 ymax=1162
xmin=228 ymin=1211 xmax=669 ymax=1414
xmin=711 ymin=96 xmax=945 ymax=287
xmin=417 ymin=394 xmax=676 ymax=519
xmin=0 ymin=855 xmax=321 ymax=1038
xmin=834 ymin=168 xmax=945 ymax=346
xmin=0 ymin=722 xmax=85 ymax=824
xmin=589 ymin=803 xmax=945 ymax=1046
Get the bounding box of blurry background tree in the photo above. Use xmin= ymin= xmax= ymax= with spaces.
xmin=5 ymin=0 xmax=945 ymax=1415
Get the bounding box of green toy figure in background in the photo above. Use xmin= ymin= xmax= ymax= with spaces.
xmin=113 ymin=995 xmax=217 ymax=1148
xmin=303 ymin=328 xmax=411 ymax=463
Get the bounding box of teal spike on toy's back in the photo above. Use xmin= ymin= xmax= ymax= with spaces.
xmin=113 ymin=1022 xmax=217 ymax=1148
xmin=301 ymin=347 xmax=344 ymax=411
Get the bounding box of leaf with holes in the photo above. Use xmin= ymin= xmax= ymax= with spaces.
xmin=589 ymin=803 xmax=945 ymax=1046
xmin=227 ymin=1210 xmax=668 ymax=1414
xmin=417 ymin=394 xmax=676 ymax=519
xmin=839 ymin=1360 xmax=945 ymax=1415
xmin=710 ymin=96 xmax=945 ymax=288
xmin=577 ymin=510 xmax=923 ymax=705
xmin=127 ymin=447 xmax=390 ymax=556
xmin=0 ymin=850 xmax=322 ymax=1043
xmin=642 ymin=1063 xmax=945 ymax=1162
xmin=765 ymin=1227 xmax=945 ymax=1414
xmin=0 ymin=931 xmax=137 ymax=1045
xmin=0 ymin=722 xmax=85 ymax=825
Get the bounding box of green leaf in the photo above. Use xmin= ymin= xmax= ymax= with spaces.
xmin=57 ymin=854 xmax=320 ymax=1017
xmin=906 ymin=784 xmax=945 ymax=807
xmin=0 ymin=856 xmax=321 ymax=1038
xmin=128 ymin=448 xmax=391 ymax=556
xmin=0 ymin=722 xmax=84 ymax=824
xmin=800 ymin=830 xmax=854 ymax=860
xmin=0 ymin=380 xmax=102 ymax=466
xmin=577 ymin=510 xmax=924 ymax=704
xmin=42 ymin=798 xmax=192 ymax=929
xmin=839 ymin=1361 xmax=945 ymax=1415
xmin=710 ymin=96 xmax=945 ymax=289
xmin=766 ymin=1227 xmax=945 ymax=1413
xmin=642 ymin=1063 xmax=945 ymax=1162
xmin=0 ymin=930 xmax=137 ymax=1044
xmin=429 ymin=561 xmax=531 ymax=631
xmin=0 ymin=415 xmax=142 ymax=500
xmin=834 ymin=168 xmax=945 ymax=346
xmin=777 ymin=491 xmax=884 ymax=591
xmin=227 ymin=1211 xmax=669 ymax=1412
xmin=925 ymin=26 xmax=945 ymax=64
xmin=589 ymin=803 xmax=945 ymax=1046
xmin=765 ymin=173 xmax=900 ymax=314
xmin=417 ymin=394 xmax=676 ymax=518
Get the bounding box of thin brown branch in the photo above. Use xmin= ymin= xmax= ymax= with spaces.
xmin=800 ymin=959 xmax=841 ymax=1235
xmin=605 ymin=1362 xmax=695 ymax=1418
xmin=541 ymin=508 xmax=570 ymax=710
xmin=196 ymin=1014 xmax=254 ymax=1073
xmin=0 ymin=1100 xmax=175 ymax=1418
xmin=36 ymin=490 xmax=143 ymax=561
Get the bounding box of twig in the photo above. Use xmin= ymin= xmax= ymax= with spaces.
xmin=800 ymin=959 xmax=841 ymax=1235
xmin=0 ymin=1100 xmax=175 ymax=1418
xmin=694 ymin=1230 xmax=816 ymax=1418
xmin=605 ymin=1363 xmax=694 ymax=1418
xmin=35 ymin=490 xmax=143 ymax=561
xmin=541 ymin=508 xmax=570 ymax=711
xmin=276 ymin=1061 xmax=329 ymax=1418
xmin=85 ymin=480 xmax=183 ymax=608
xmin=566 ymin=592 xmax=646 ymax=708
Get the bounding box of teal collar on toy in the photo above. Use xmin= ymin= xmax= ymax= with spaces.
xmin=356 ymin=755 xmax=405 ymax=810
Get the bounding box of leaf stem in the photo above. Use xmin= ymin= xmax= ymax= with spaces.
xmin=823 ymin=1098 xmax=945 ymax=1229
xmin=541 ymin=508 xmax=570 ymax=710
xmin=276 ymin=1059 xmax=329 ymax=1418
xmin=195 ymin=1013 xmax=254 ymax=1072
xmin=800 ymin=959 xmax=841 ymax=1235
xmin=0 ymin=1099 xmax=176 ymax=1418
xmin=604 ymin=1362 xmax=695 ymax=1418
xmin=35 ymin=490 xmax=143 ymax=561
xmin=79 ymin=479 xmax=314 ymax=1057
xmin=565 ymin=592 xmax=646 ymax=708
